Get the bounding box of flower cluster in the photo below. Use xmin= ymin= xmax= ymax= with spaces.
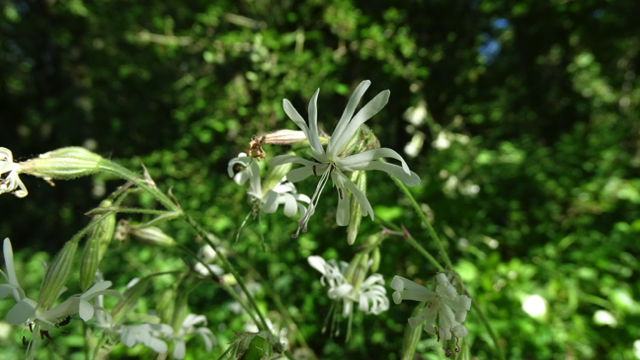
xmin=308 ymin=255 xmax=389 ymax=317
xmin=391 ymin=273 xmax=471 ymax=356
xmin=270 ymin=80 xmax=421 ymax=237
xmin=0 ymin=238 xmax=123 ymax=329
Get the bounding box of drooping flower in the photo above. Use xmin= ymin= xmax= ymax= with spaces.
xmin=308 ymin=255 xmax=389 ymax=317
xmin=170 ymin=313 xmax=216 ymax=359
xmin=0 ymin=148 xmax=28 ymax=197
xmin=270 ymin=80 xmax=421 ymax=237
xmin=391 ymin=273 xmax=472 ymax=356
xmin=228 ymin=153 xmax=310 ymax=218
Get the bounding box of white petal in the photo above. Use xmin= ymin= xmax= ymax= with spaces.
xmin=6 ymin=298 xmax=37 ymax=325
xmin=347 ymin=161 xmax=420 ymax=187
xmin=173 ymin=339 xmax=186 ymax=359
xmin=146 ymin=336 xmax=168 ymax=353
xmin=329 ymin=283 xmax=353 ymax=298
xmin=3 ymin=239 xmax=20 ymax=290
xmin=390 ymin=276 xmax=436 ymax=303
xmin=262 ymin=190 xmax=279 ymax=214
xmin=79 ymin=299 xmax=95 ymax=321
xmin=327 ymin=80 xmax=371 ymax=159
xmin=82 ymin=281 xmax=112 ymax=299
xmin=306 ymin=89 xmax=326 ymax=156
xmin=340 ymin=174 xmax=374 ymax=219
xmin=281 ymin=193 xmax=298 ymax=217
xmin=269 ymin=155 xmax=318 ymax=168
xmin=339 ymin=148 xmax=411 ymax=174
xmin=307 ymin=256 xmax=327 ymax=275
xmin=329 ymin=90 xmax=390 ymax=158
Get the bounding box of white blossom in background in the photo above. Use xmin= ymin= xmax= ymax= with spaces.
xmin=194 ymin=245 xmax=224 ymax=278
xmin=228 ymin=152 xmax=310 ymax=218
xmin=308 ymin=255 xmax=389 ymax=317
xmin=170 ymin=314 xmax=216 ymax=360
xmin=270 ymin=80 xmax=421 ymax=237
xmin=0 ymin=148 xmax=27 ymax=197
xmin=120 ymin=323 xmax=173 ymax=353
xmin=391 ymin=273 xmax=471 ymax=356
xmin=0 ymin=238 xmax=122 ymax=327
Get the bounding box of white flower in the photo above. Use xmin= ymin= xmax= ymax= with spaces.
xmin=171 ymin=314 xmax=216 ymax=360
xmin=391 ymin=274 xmax=471 ymax=355
xmin=0 ymin=148 xmax=27 ymax=197
xmin=228 ymin=153 xmax=310 ymax=218
xmin=270 ymin=80 xmax=421 ymax=237
xmin=120 ymin=323 xmax=173 ymax=353
xmin=1 ymin=238 xmax=122 ymax=327
xmin=194 ymin=245 xmax=224 ymax=278
xmin=308 ymin=255 xmax=389 ymax=317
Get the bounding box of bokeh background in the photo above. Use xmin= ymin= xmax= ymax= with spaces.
xmin=1 ymin=0 xmax=640 ymax=359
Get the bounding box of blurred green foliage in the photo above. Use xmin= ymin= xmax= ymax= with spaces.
xmin=1 ymin=0 xmax=640 ymax=359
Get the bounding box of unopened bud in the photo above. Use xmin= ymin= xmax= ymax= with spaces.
xmin=132 ymin=226 xmax=175 ymax=247
xmin=261 ymin=130 xmax=307 ymax=145
xmin=171 ymin=291 xmax=190 ymax=333
xmin=111 ymin=277 xmax=150 ymax=323
xmin=343 ymin=253 xmax=362 ymax=283
xmin=347 ymin=171 xmax=366 ymax=245
xmin=371 ymin=247 xmax=381 ymax=273
xmin=156 ymin=287 xmax=176 ymax=325
xmin=38 ymin=239 xmax=79 ymax=310
xmin=351 ymin=253 xmax=369 ymax=295
xmin=19 ymin=147 xmax=103 ymax=181
xmin=80 ymin=202 xmax=116 ymax=292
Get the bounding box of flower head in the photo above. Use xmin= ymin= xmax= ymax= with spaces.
xmin=308 ymin=255 xmax=389 ymax=317
xmin=0 ymin=148 xmax=27 ymax=197
xmin=228 ymin=153 xmax=310 ymax=218
xmin=391 ymin=274 xmax=471 ymax=356
xmin=270 ymin=81 xmax=421 ymax=237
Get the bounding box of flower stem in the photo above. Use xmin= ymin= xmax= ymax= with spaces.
xmin=390 ymin=177 xmax=453 ymax=268
xmin=404 ymin=236 xmax=444 ymax=272
xmin=184 ymin=214 xmax=270 ymax=331
xmin=97 ymin=160 xmax=181 ymax=213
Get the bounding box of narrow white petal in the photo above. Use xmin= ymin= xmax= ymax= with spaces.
xmin=339 ymin=148 xmax=411 ymax=174
xmin=283 ymin=99 xmax=311 ymax=132
xmin=335 ymin=185 xmax=350 ymax=227
xmin=196 ymin=328 xmax=215 ymax=350
xmin=3 ymin=239 xmax=20 ymax=290
xmin=329 ymin=90 xmax=390 ymax=157
xmin=340 ymin=174 xmax=374 ymax=220
xmin=327 ymin=80 xmax=371 ymax=158
xmin=307 ymin=89 xmax=326 ymax=156
xmin=0 ymin=283 xmax=19 ymax=299
xmin=307 ymin=256 xmax=327 ymax=275
xmin=269 ymin=155 xmax=317 ymax=168
xmin=348 ymin=161 xmax=421 ymax=187
xmin=285 ymin=167 xmax=315 ymax=183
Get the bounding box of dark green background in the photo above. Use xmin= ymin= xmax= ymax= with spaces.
xmin=1 ymin=0 xmax=639 ymax=359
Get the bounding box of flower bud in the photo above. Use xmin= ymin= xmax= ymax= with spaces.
xmin=346 ymin=171 xmax=366 ymax=245
xmin=37 ymin=239 xmax=79 ymax=310
xmin=132 ymin=226 xmax=175 ymax=247
xmin=171 ymin=291 xmax=190 ymax=334
xmin=156 ymin=287 xmax=176 ymax=325
xmin=19 ymin=147 xmax=103 ymax=181
xmin=79 ymin=202 xmax=116 ymax=292
xmin=351 ymin=253 xmax=369 ymax=295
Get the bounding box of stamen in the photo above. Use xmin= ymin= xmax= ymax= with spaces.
xmin=312 ymin=165 xmax=317 ymax=176
xmin=338 ymin=187 xmax=343 ymax=200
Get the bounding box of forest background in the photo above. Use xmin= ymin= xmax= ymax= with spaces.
xmin=1 ymin=0 xmax=640 ymax=359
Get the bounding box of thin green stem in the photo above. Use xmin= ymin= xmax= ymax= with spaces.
xmin=98 ymin=160 xmax=181 ymax=212
xmin=391 ymin=177 xmax=453 ymax=268
xmin=472 ymin=301 xmax=505 ymax=360
xmin=404 ymin=236 xmax=444 ymax=272
xmin=184 ymin=214 xmax=270 ymax=331
xmin=178 ymin=245 xmax=261 ymax=327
